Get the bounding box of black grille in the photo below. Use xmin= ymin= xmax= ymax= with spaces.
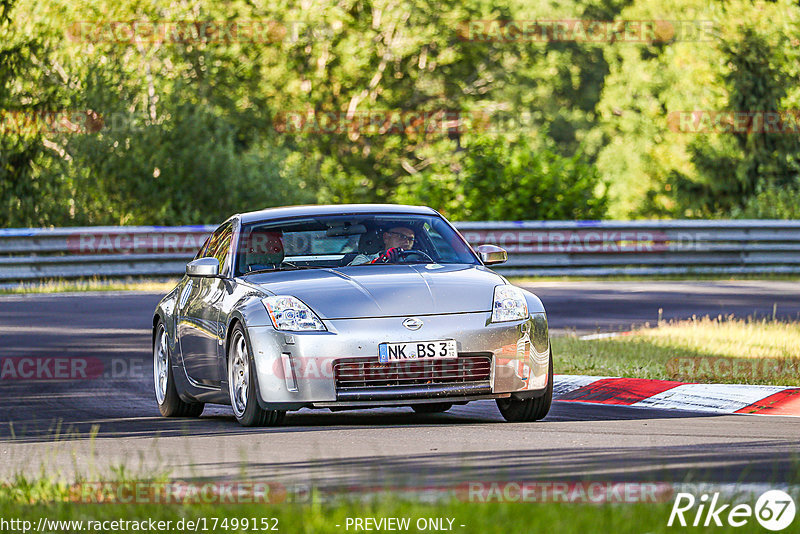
xmin=333 ymin=354 xmax=492 ymax=390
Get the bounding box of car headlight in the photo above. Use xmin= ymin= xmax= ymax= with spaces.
xmin=491 ymin=285 xmax=529 ymax=323
xmin=262 ymin=296 xmax=327 ymax=332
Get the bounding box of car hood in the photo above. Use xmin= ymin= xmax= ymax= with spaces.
xmin=243 ymin=264 xmax=505 ymax=319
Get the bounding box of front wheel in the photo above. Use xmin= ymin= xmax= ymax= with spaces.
xmin=496 ymin=351 xmax=553 ymax=422
xmin=227 ymin=324 xmax=286 ymax=427
xmin=153 ymin=321 xmax=204 ymax=417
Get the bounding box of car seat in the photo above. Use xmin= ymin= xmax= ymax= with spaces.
xmin=358 ymin=228 xmax=384 ymax=255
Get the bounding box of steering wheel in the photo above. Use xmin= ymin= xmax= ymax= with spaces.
xmin=397 ymin=249 xmax=434 ymax=263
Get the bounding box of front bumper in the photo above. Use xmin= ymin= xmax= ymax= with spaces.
xmin=246 ymin=311 xmax=549 ymax=410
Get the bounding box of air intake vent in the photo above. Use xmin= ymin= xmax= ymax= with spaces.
xmin=333 ymin=353 xmax=492 ymax=390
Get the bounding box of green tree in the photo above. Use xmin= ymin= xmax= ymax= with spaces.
xmin=0 ymin=0 xmax=74 ymax=226
xmin=9 ymin=0 xmax=799 ymax=225
xmin=454 ymin=135 xmax=607 ymax=220
xmin=675 ymin=26 xmax=800 ymax=216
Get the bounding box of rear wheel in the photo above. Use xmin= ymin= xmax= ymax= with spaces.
xmin=496 ymin=351 xmax=553 ymax=422
xmin=228 ymin=324 xmax=286 ymax=427
xmin=412 ymin=402 xmax=453 ymax=414
xmin=153 ymin=321 xmax=204 ymax=417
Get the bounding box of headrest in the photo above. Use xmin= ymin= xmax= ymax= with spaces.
xmin=358 ymin=228 xmax=384 ymax=255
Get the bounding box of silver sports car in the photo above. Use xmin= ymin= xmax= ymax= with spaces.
xmin=153 ymin=204 xmax=552 ymax=426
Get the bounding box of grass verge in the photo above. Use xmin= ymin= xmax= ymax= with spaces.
xmin=3 ymin=274 xmax=798 ymax=295
xmin=0 ymin=501 xmax=737 ymax=534
xmin=0 ymin=478 xmax=772 ymax=534
xmin=0 ymin=278 xmax=178 ymax=295
xmin=553 ymin=316 xmax=800 ymax=386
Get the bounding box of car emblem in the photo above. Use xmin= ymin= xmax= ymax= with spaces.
xmin=402 ymin=317 xmax=423 ymax=330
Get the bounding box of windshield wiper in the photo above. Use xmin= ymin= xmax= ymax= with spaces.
xmin=243 ymin=264 xmax=318 ymax=275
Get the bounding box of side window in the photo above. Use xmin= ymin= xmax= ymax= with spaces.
xmin=193 ymin=237 xmax=210 ymax=260
xmin=204 ymin=223 xmax=234 ymax=273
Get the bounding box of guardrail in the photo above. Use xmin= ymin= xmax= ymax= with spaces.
xmin=0 ymin=225 xmax=214 ymax=282
xmin=1 ymin=220 xmax=799 ymax=282
xmin=456 ymin=220 xmax=800 ymax=276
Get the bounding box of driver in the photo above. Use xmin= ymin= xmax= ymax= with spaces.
xmin=350 ymin=226 xmax=415 ymax=265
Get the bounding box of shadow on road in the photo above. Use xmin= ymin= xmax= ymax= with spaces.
xmin=162 ymin=439 xmax=800 ymax=486
xmin=1 ymin=398 xmax=723 ymax=443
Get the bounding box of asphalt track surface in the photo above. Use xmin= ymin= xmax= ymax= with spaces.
xmin=1 ymin=281 xmax=799 ymax=487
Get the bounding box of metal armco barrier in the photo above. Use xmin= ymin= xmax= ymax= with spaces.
xmin=456 ymin=220 xmax=800 ymax=276
xmin=1 ymin=220 xmax=800 ymax=282
xmin=0 ymin=225 xmax=214 ymax=282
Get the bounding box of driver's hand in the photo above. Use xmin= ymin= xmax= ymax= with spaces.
xmin=371 ymin=247 xmax=403 ymax=263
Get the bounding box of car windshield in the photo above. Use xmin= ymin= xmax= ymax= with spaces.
xmin=234 ymin=213 xmax=479 ymax=275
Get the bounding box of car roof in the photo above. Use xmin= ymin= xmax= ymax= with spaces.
xmin=237 ymin=204 xmax=439 ymax=224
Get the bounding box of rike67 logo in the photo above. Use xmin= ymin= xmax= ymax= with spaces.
xmin=668 ymin=490 xmax=796 ymax=530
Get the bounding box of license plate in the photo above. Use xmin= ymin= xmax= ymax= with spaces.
xmin=378 ymin=339 xmax=457 ymax=363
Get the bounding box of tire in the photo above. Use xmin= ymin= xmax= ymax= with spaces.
xmin=153 ymin=320 xmax=204 ymax=417
xmin=227 ymin=323 xmax=286 ymax=427
xmin=412 ymin=403 xmax=453 ymax=414
xmin=496 ymin=349 xmax=553 ymax=423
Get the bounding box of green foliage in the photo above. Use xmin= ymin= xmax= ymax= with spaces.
xmin=737 ymin=181 xmax=800 ymax=219
xmin=63 ymin=101 xmax=315 ymax=225
xmin=0 ymin=485 xmax=746 ymax=534
xmin=675 ymin=26 xmax=800 ymax=217
xmin=0 ymin=0 xmax=72 ymax=226
xmin=2 ymin=0 xmax=800 ymax=225
xmin=455 ymin=136 xmax=607 ymax=221
xmin=591 ymin=0 xmax=800 ymax=219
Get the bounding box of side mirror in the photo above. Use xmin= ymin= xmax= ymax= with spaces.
xmin=475 ymin=244 xmax=507 ymax=265
xmin=186 ymin=257 xmax=220 ymax=277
